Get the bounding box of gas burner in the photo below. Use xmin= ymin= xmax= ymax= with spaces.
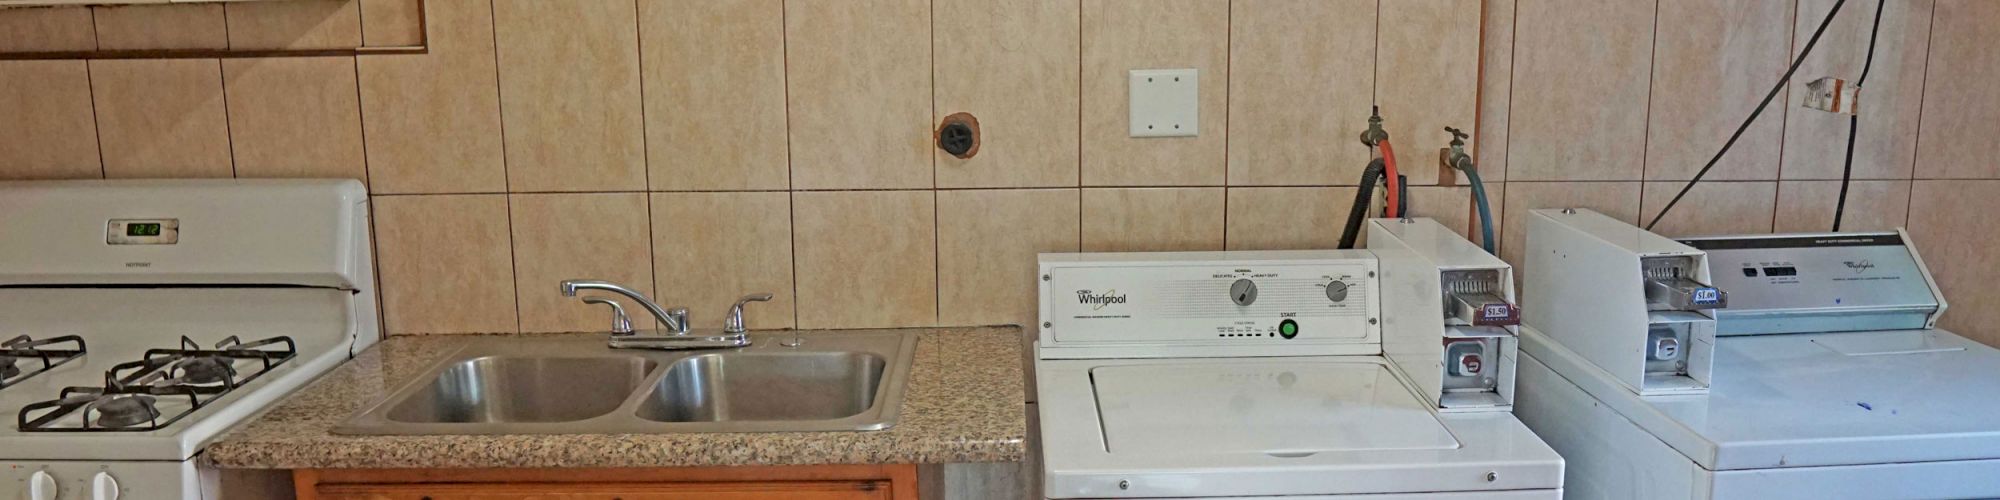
xmin=0 ymin=334 xmax=87 ymax=390
xmin=170 ymin=356 xmax=235 ymax=386
xmin=16 ymin=335 xmax=294 ymax=433
xmin=88 ymin=394 xmax=161 ymax=429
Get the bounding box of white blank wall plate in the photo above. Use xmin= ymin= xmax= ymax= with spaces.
xmin=1129 ymin=68 xmax=1198 ymax=138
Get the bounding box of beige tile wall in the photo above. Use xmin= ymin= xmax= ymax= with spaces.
xmin=0 ymin=0 xmax=420 ymax=53
xmin=3 ymin=0 xmax=2000 ymax=347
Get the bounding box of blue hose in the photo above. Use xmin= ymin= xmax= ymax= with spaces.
xmin=1465 ymin=168 xmax=1496 ymax=255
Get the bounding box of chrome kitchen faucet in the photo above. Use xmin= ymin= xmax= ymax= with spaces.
xmin=561 ymin=279 xmax=772 ymax=350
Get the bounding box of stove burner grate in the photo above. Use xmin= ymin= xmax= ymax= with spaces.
xmin=0 ymin=335 xmax=87 ymax=390
xmin=16 ymin=335 xmax=294 ymax=433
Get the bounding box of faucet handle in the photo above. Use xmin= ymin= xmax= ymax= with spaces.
xmin=667 ymin=307 xmax=690 ymax=334
xmin=580 ymin=297 xmax=634 ymax=335
xmin=724 ymin=293 xmax=775 ymax=334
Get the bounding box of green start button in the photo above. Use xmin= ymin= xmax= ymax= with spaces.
xmin=1278 ymin=319 xmax=1299 ymax=339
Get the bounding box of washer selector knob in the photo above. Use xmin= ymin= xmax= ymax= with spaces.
xmin=1230 ymin=279 xmax=1259 ymax=306
xmin=1325 ymin=281 xmax=1350 ymax=302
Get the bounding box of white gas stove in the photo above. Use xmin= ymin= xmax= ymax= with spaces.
xmin=0 ymin=180 xmax=377 ymax=500
xmin=1034 ymin=218 xmax=1563 ymax=499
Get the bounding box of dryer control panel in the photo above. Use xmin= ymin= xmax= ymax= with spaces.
xmin=1037 ymin=250 xmax=1380 ymax=359
xmin=1680 ymin=232 xmax=1944 ymax=336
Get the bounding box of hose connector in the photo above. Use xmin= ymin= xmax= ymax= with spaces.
xmin=1360 ymin=107 xmax=1389 ymax=147
xmin=1443 ymin=126 xmax=1473 ymax=171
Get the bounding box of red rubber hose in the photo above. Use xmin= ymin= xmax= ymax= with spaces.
xmin=1379 ymin=139 xmax=1401 ymax=218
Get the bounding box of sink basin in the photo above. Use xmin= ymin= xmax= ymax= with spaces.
xmin=638 ymin=352 xmax=886 ymax=423
xmin=333 ymin=331 xmax=917 ymax=435
xmin=386 ymin=356 xmax=655 ymax=424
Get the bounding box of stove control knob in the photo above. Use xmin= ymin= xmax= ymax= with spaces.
xmin=1325 ymin=281 xmax=1350 ymax=303
xmin=92 ymin=472 xmax=120 ymax=500
xmin=1230 ymin=279 xmax=1258 ymax=306
xmin=28 ymin=470 xmax=57 ymax=500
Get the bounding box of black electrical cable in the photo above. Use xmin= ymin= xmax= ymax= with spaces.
xmin=1647 ymin=0 xmax=1849 ymax=231
xmin=1833 ymin=0 xmax=1887 ymax=232
xmin=1338 ymin=159 xmax=1387 ymax=249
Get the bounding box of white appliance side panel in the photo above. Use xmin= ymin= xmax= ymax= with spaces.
xmin=348 ymin=195 xmax=381 ymax=353
xmin=1709 ymin=458 xmax=2000 ymax=500
xmin=1524 ymin=211 xmax=1653 ymax=394
xmin=1370 ymin=221 xmax=1450 ymax=408
xmin=1515 ymin=352 xmax=1701 ymax=500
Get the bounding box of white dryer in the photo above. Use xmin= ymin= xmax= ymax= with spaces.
xmin=1035 ymin=219 xmax=1563 ymax=499
xmin=1514 ymin=208 xmax=2000 ymax=499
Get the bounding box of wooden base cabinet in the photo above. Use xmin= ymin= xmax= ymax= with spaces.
xmin=295 ymin=465 xmax=920 ymax=500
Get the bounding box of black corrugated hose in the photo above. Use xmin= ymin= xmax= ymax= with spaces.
xmin=1338 ymin=158 xmax=1387 ymax=249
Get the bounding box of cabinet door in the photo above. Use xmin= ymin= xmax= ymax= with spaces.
xmin=317 ymin=481 xmax=893 ymax=500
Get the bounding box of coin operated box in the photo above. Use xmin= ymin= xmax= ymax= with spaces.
xmin=1523 ymin=209 xmax=1723 ymax=396
xmin=1037 ymin=250 xmax=1382 ymax=360
xmin=1367 ymin=218 xmax=1521 ymax=412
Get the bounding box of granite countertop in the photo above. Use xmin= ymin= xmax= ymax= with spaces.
xmin=204 ymin=327 xmax=1027 ymax=469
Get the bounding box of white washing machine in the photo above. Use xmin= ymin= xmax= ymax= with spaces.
xmin=1034 ymin=219 xmax=1564 ymax=499
xmin=1514 ymin=208 xmax=2000 ymax=499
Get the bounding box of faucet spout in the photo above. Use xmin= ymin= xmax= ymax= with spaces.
xmin=558 ymin=280 xmax=689 ymax=333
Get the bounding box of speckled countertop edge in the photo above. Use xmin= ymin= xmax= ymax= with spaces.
xmin=203 ymin=327 xmax=1027 ymax=469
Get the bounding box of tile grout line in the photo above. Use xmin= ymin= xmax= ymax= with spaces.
xmin=1221 ymin=0 xmax=1232 ymax=250
xmin=1371 ymin=0 xmax=1380 ymax=105
xmin=1501 ymin=0 xmax=1521 ymax=183
xmin=633 ymin=0 xmax=661 ymax=327
xmin=1771 ymin=0 xmax=1801 ymax=229
xmin=357 ymin=0 xmax=370 ymax=44
xmin=930 ymin=0 xmax=940 ymax=326
xmin=487 ymin=0 xmax=523 ymax=334
xmin=1075 ymin=0 xmax=1085 ymax=248
xmin=87 ymin=6 xmax=100 ymax=51
xmin=1904 ymin=0 xmax=1936 ymax=226
xmin=221 ymin=4 xmax=233 ymax=50
xmin=1493 ymin=0 xmax=1523 ymax=255
xmin=781 ymin=0 xmax=801 ymax=329
xmin=351 ymin=55 xmax=373 ymax=189
xmin=1903 ymin=0 xmax=1939 ymax=227
xmin=217 ymin=58 xmax=237 ymax=178
xmin=1635 ymin=0 xmax=1661 ymax=217
xmin=1773 ymin=0 xmax=1799 ymax=187
xmin=84 ymin=60 xmax=107 ymax=179
xmin=347 ymin=48 xmax=388 ymax=337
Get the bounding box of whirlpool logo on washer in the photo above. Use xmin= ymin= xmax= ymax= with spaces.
xmin=1076 ymin=290 xmax=1127 ymax=310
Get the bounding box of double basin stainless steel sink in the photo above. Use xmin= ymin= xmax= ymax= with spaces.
xmin=333 ymin=331 xmax=917 ymax=435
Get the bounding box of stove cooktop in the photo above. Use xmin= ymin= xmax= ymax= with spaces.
xmin=0 ymin=335 xmax=86 ymax=390
xmin=16 ymin=335 xmax=295 ymax=433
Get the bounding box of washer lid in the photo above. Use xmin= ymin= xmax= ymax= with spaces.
xmin=1523 ymin=326 xmax=2000 ymax=470
xmin=1036 ymin=356 xmax=1566 ymax=498
xmin=1092 ymin=361 xmax=1458 ymax=455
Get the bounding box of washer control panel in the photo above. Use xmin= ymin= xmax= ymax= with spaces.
xmin=1039 ymin=251 xmax=1380 ymax=351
